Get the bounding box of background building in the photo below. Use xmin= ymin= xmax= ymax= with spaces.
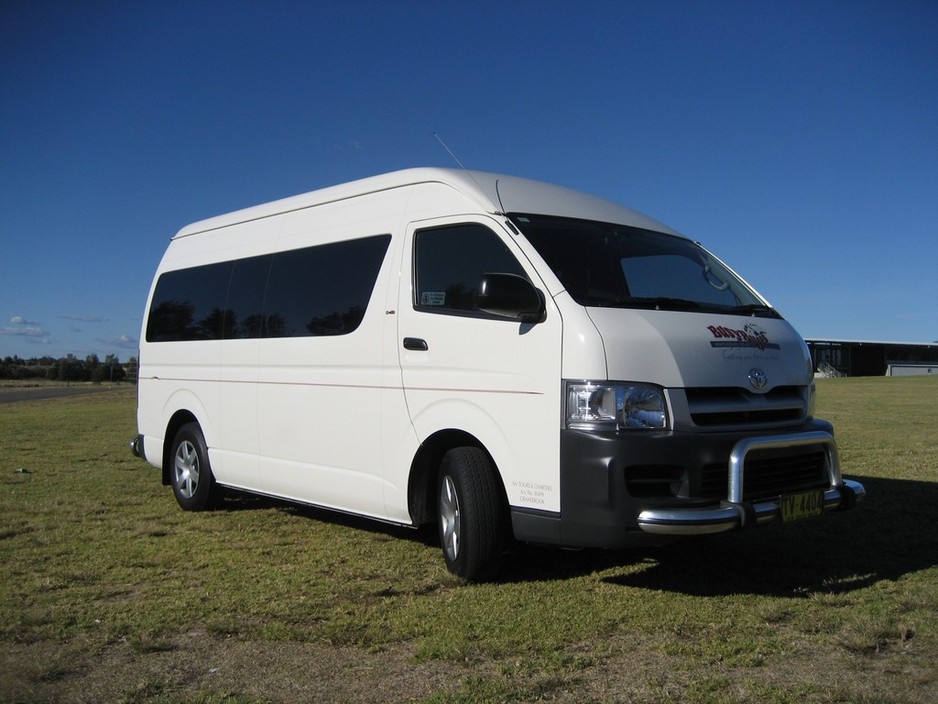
xmin=806 ymin=339 xmax=938 ymax=377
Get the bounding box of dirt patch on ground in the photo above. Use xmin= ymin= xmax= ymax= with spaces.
xmin=1 ymin=633 xmax=466 ymax=703
xmin=4 ymin=631 xmax=936 ymax=704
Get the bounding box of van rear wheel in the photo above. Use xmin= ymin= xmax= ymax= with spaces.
xmin=438 ymin=447 xmax=506 ymax=582
xmin=170 ymin=423 xmax=220 ymax=511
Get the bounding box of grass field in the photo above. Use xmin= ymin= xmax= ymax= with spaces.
xmin=1 ymin=377 xmax=936 ymax=703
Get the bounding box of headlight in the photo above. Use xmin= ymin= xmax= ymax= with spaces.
xmin=565 ymin=382 xmax=668 ymax=431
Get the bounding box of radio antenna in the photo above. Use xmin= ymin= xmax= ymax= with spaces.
xmin=432 ymin=133 xmax=505 ymax=215
xmin=433 ymin=132 xmax=466 ymax=170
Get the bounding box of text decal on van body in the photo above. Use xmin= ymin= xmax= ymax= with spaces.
xmin=707 ymin=323 xmax=780 ymax=351
xmin=512 ymin=480 xmax=554 ymax=507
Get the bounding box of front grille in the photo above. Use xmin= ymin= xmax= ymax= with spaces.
xmin=701 ymin=449 xmax=828 ymax=500
xmin=686 ymin=386 xmax=806 ymax=428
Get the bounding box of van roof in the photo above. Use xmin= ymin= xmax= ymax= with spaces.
xmin=174 ymin=167 xmax=680 ymax=239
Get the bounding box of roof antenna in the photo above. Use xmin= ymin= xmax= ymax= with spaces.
xmin=432 ymin=133 xmax=507 ymax=216
xmin=434 ymin=132 xmax=466 ymax=170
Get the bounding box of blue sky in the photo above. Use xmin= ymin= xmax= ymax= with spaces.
xmin=1 ymin=0 xmax=936 ymax=360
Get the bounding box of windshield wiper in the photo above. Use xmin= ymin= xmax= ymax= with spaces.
xmin=591 ymin=296 xmax=702 ymax=311
xmin=730 ymin=303 xmax=780 ymax=318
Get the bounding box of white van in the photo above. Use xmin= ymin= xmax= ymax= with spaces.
xmin=132 ymin=168 xmax=864 ymax=580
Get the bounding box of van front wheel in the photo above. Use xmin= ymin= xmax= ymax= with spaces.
xmin=169 ymin=423 xmax=219 ymax=511
xmin=438 ymin=447 xmax=505 ymax=582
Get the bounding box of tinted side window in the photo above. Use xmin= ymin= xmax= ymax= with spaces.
xmin=414 ymin=224 xmax=526 ymax=314
xmin=223 ymin=254 xmax=271 ymax=339
xmin=146 ymin=235 xmax=391 ymax=342
xmin=264 ymin=235 xmax=391 ymax=337
xmin=146 ymin=261 xmax=233 ymax=342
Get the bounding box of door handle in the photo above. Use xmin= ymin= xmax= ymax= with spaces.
xmin=403 ymin=337 xmax=428 ymax=351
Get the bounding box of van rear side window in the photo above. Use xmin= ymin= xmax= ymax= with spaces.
xmin=146 ymin=234 xmax=391 ymax=342
xmin=146 ymin=261 xmax=233 ymax=341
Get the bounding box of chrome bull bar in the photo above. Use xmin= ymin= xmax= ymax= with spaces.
xmin=638 ymin=431 xmax=866 ymax=535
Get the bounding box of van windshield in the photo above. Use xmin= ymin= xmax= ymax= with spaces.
xmin=510 ymin=213 xmax=778 ymax=317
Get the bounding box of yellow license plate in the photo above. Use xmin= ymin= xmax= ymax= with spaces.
xmin=780 ymin=490 xmax=824 ymax=522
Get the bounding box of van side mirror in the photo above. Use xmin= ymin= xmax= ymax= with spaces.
xmin=476 ymin=273 xmax=546 ymax=324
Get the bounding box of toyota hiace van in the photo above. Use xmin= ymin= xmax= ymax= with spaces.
xmin=132 ymin=168 xmax=864 ymax=580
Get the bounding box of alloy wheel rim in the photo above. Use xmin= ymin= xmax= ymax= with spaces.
xmin=174 ymin=440 xmax=200 ymax=499
xmin=440 ymin=475 xmax=461 ymax=561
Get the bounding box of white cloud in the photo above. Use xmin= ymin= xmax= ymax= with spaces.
xmin=96 ymin=334 xmax=138 ymax=349
xmin=0 ymin=326 xmax=48 ymax=337
xmin=9 ymin=315 xmax=38 ymax=325
xmin=58 ymin=315 xmax=107 ymax=323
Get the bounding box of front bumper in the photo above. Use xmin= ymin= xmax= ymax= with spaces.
xmin=638 ymin=479 xmax=865 ymax=535
xmin=510 ymin=422 xmax=865 ymax=550
xmin=638 ymin=430 xmax=865 ymax=534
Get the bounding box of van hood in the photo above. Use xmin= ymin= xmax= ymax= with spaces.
xmin=586 ymin=308 xmax=812 ymax=390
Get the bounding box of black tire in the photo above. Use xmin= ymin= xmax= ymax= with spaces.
xmin=437 ymin=446 xmax=507 ymax=582
xmin=169 ymin=423 xmax=220 ymax=511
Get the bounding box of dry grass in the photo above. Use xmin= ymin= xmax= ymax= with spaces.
xmin=1 ymin=379 xmax=936 ymax=703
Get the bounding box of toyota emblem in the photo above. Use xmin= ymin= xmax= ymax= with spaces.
xmin=748 ymin=368 xmax=767 ymax=390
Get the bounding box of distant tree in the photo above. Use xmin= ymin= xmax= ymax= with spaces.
xmin=0 ymin=353 xmax=132 ymax=382
xmin=125 ymin=356 xmax=138 ymax=383
xmin=93 ymin=355 xmax=126 ymax=383
xmin=57 ymin=357 xmax=85 ymax=382
xmin=0 ymin=357 xmax=24 ymax=379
